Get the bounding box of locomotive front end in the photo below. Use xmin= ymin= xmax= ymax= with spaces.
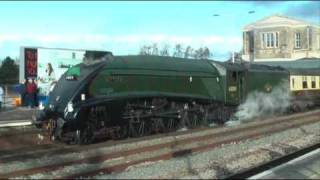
xmin=33 ymin=60 xmax=106 ymax=141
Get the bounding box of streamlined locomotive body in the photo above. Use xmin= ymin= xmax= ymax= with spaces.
xmin=34 ymin=55 xmax=289 ymax=144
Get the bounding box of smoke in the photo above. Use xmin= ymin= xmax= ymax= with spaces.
xmin=234 ymin=80 xmax=292 ymax=121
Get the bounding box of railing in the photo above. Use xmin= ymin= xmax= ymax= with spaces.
xmin=1 ymin=84 xmax=48 ymax=110
xmin=1 ymin=85 xmax=21 ymax=109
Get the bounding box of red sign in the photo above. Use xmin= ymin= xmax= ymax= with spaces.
xmin=24 ymin=48 xmax=38 ymax=78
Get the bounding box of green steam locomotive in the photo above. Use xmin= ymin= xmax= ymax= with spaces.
xmin=34 ymin=55 xmax=289 ymax=144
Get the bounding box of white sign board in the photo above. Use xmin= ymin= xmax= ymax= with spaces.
xmin=20 ymin=47 xmax=111 ymax=97
xmin=37 ymin=49 xmax=85 ymax=96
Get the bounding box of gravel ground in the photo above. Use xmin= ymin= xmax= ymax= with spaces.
xmin=91 ymin=121 xmax=320 ymax=179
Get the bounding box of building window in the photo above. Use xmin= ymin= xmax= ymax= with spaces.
xmin=262 ymin=32 xmax=279 ymax=48
xmin=248 ymin=31 xmax=254 ymax=52
xmin=72 ymin=52 xmax=76 ymax=59
xmin=307 ymin=27 xmax=312 ymax=48
xmin=267 ymin=33 xmax=272 ymax=47
xmin=275 ymin=32 xmax=279 ymax=47
xmin=295 ymin=32 xmax=301 ymax=48
xmin=261 ymin=33 xmax=265 ymax=48
xmin=311 ymin=76 xmax=316 ymax=88
xmin=302 ymin=76 xmax=308 ymax=89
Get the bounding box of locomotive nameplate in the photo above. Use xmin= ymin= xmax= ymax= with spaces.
xmin=99 ymin=88 xmax=114 ymax=94
xmin=107 ymin=76 xmax=123 ymax=82
xmin=228 ymin=86 xmax=237 ymax=92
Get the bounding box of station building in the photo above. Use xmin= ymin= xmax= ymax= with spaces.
xmin=242 ymin=14 xmax=320 ymax=62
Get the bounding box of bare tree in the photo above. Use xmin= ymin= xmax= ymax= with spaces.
xmin=191 ymin=49 xmax=198 ymax=59
xmin=173 ymin=44 xmax=183 ymax=58
xmin=199 ymin=47 xmax=205 ymax=59
xmin=147 ymin=45 xmax=152 ymax=55
xmin=139 ymin=45 xmax=148 ymax=55
xmin=159 ymin=44 xmax=170 ymax=56
xmin=184 ymin=46 xmax=193 ymax=59
xmin=151 ymin=43 xmax=159 ymax=56
xmin=139 ymin=43 xmax=212 ymax=59
xmin=191 ymin=47 xmax=212 ymax=59
xmin=192 ymin=47 xmax=204 ymax=59
xmin=227 ymin=51 xmax=243 ymax=62
xmin=202 ymin=47 xmax=211 ymax=59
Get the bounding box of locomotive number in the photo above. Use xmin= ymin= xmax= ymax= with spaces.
xmin=228 ymin=86 xmax=237 ymax=92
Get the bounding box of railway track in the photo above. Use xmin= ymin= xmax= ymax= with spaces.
xmin=0 ymin=109 xmax=319 ymax=178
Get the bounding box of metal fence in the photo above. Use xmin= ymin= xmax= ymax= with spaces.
xmin=1 ymin=84 xmax=21 ymax=108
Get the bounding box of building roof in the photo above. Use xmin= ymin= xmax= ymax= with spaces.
xmin=288 ymin=68 xmax=320 ymax=75
xmin=253 ymin=58 xmax=320 ymax=75
xmin=254 ymin=58 xmax=320 ymax=69
xmin=243 ymin=14 xmax=320 ymax=31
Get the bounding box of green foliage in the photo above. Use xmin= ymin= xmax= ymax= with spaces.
xmin=0 ymin=56 xmax=19 ymax=85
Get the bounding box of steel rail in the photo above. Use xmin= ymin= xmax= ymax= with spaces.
xmin=1 ymin=110 xmax=319 ymax=178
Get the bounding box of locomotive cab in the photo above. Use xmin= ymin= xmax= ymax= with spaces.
xmin=227 ymin=71 xmax=246 ymax=105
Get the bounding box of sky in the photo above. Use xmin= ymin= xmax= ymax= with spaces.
xmin=0 ymin=1 xmax=319 ymax=61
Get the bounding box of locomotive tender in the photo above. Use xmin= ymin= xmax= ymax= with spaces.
xmin=34 ymin=55 xmax=289 ymax=144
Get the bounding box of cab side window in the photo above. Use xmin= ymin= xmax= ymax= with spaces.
xmin=231 ymin=72 xmax=237 ymax=81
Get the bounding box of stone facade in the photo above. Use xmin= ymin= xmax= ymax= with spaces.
xmin=242 ymin=15 xmax=320 ymax=62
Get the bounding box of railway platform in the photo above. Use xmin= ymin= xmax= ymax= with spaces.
xmin=0 ymin=107 xmax=38 ymax=127
xmin=249 ymin=148 xmax=320 ymax=179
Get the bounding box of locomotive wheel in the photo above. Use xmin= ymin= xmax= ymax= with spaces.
xmin=129 ymin=120 xmax=151 ymax=137
xmin=151 ymin=118 xmax=165 ymax=133
xmin=187 ymin=113 xmax=200 ymax=129
xmin=201 ymin=109 xmax=209 ymax=127
xmin=75 ymin=108 xmax=97 ymax=145
xmin=116 ymin=125 xmax=128 ymax=139
xmin=75 ymin=122 xmax=95 ymax=145
xmin=47 ymin=119 xmax=57 ymax=140
xmin=164 ymin=118 xmax=177 ymax=132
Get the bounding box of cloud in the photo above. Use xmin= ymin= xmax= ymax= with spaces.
xmin=284 ymin=2 xmax=320 ymax=20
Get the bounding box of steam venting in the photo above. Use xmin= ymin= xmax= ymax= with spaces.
xmin=234 ymin=80 xmax=292 ymax=121
xmin=83 ymin=51 xmax=114 ymax=65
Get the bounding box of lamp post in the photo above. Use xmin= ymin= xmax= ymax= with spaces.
xmin=212 ymin=11 xmax=256 ymax=62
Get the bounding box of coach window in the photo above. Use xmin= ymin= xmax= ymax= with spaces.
xmin=302 ymin=76 xmax=308 ymax=89
xmin=311 ymin=76 xmax=316 ymax=88
xmin=292 ymin=78 xmax=295 ymax=88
